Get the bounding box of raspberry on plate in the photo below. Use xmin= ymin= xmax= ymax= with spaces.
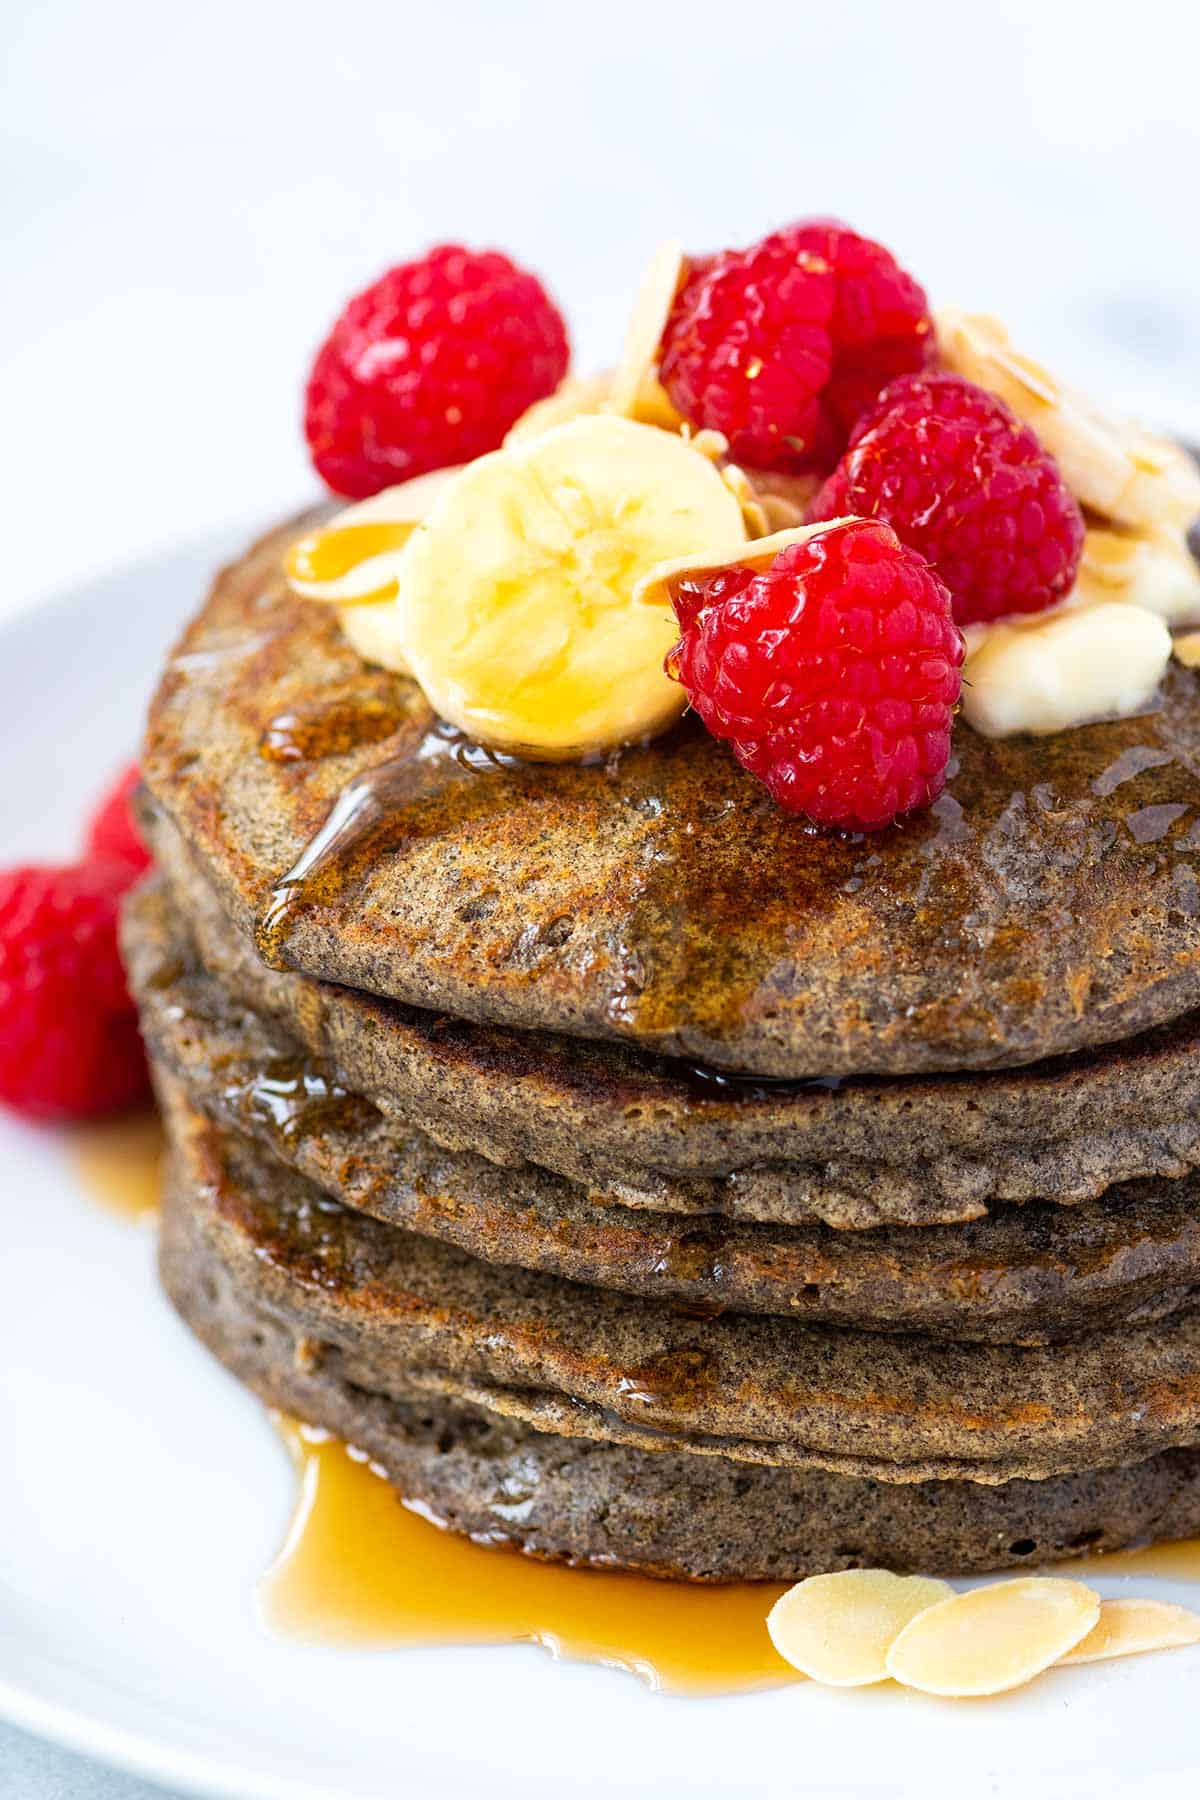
xmin=808 ymin=372 xmax=1086 ymax=626
xmin=305 ymin=244 xmax=570 ymax=498
xmin=85 ymin=761 xmax=152 ymax=877
xmin=666 ymin=519 xmax=964 ymax=832
xmin=0 ymin=861 xmax=149 ymax=1120
xmin=659 ymin=221 xmax=932 ymax=473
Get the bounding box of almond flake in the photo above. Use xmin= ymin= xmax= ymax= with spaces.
xmin=767 ymin=1571 xmax=952 ymax=1687
xmin=608 ymin=240 xmax=686 ymax=421
xmin=885 ymin=1578 xmax=1100 ymax=1697
xmin=632 ymin=519 xmax=856 ymax=612
xmin=720 ymin=465 xmax=770 ymax=538
xmin=1059 ymin=1597 xmax=1200 ymax=1666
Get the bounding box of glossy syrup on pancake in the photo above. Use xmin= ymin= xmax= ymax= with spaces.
xmin=142 ymin=517 xmax=1200 ymax=1078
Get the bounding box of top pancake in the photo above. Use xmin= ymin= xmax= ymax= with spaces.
xmin=143 ymin=512 xmax=1200 ymax=1078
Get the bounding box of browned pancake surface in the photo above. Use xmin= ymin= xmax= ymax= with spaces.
xmin=156 ymin=1074 xmax=1200 ymax=1486
xmin=143 ymin=515 xmax=1200 ymax=1079
xmin=125 ymin=876 xmax=1200 ymax=1344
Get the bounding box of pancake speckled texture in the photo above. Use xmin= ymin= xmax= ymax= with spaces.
xmin=124 ymin=876 xmax=1200 ymax=1345
xmin=162 ymin=1187 xmax=1200 ymax=1581
xmin=142 ymin=513 xmax=1200 ymax=1079
xmin=153 ymin=1074 xmax=1200 ymax=1487
xmin=141 ymin=802 xmax=1200 ymax=1227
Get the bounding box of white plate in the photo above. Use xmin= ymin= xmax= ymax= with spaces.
xmin=2 ymin=534 xmax=1200 ymax=1800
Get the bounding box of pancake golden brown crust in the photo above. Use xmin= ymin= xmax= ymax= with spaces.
xmin=154 ymin=1074 xmax=1200 ymax=1487
xmin=142 ymin=798 xmax=1200 ymax=1227
xmin=124 ymin=876 xmax=1200 ymax=1345
xmin=143 ymin=513 xmax=1200 ymax=1079
xmin=162 ymin=1186 xmax=1200 ymax=1581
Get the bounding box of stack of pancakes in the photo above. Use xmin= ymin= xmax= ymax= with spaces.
xmin=124 ymin=513 xmax=1200 ymax=1581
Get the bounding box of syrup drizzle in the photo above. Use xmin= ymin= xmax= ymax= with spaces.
xmin=261 ymin=1418 xmax=798 ymax=1695
xmin=255 ymin=723 xmax=519 ymax=963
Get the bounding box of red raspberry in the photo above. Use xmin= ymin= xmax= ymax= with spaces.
xmin=808 ymin=372 xmax=1085 ymax=626
xmin=0 ymin=862 xmax=148 ymax=1120
xmin=659 ymin=221 xmax=932 ymax=472
xmin=788 ymin=220 xmax=935 ymax=448
xmin=304 ymin=245 xmax=570 ymax=498
xmin=666 ymin=519 xmax=963 ymax=832
xmin=85 ymin=762 xmax=151 ymax=877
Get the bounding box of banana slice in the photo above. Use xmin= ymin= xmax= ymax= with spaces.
xmin=937 ymin=309 xmax=1200 ymax=532
xmin=1077 ymin=522 xmax=1200 ymax=626
xmin=961 ymin=601 xmax=1171 ymax=738
xmin=284 ymin=468 xmax=465 ymax=604
xmin=283 ymin=467 xmax=465 ymax=677
xmin=401 ymin=414 xmax=746 ymax=757
xmin=506 ymin=367 xmax=682 ymax=445
xmin=505 ymin=373 xmax=614 ymax=446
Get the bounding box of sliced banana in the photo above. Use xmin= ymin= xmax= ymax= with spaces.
xmin=961 ymin=601 xmax=1171 ymax=738
xmin=284 ymin=468 xmax=465 ymax=604
xmin=1077 ymin=522 xmax=1200 ymax=626
xmin=334 ymin=601 xmax=411 ymax=674
xmin=283 ymin=467 xmax=465 ymax=677
xmin=401 ymin=414 xmax=746 ymax=757
xmin=505 ymin=373 xmax=614 ymax=446
xmin=937 ymin=308 xmax=1200 ymax=532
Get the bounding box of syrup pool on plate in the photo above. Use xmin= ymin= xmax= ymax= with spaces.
xmin=261 ymin=1418 xmax=799 ymax=1696
xmin=69 ymin=1107 xmax=164 ymax=1222
xmin=68 ymin=1112 xmax=1200 ymax=1689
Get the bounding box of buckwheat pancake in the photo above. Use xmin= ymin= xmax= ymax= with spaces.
xmin=154 ymin=1074 xmax=1200 ymax=1485
xmin=143 ymin=803 xmax=1200 ymax=1228
xmin=126 ymin=877 xmax=1200 ymax=1344
xmin=164 ymin=1188 xmax=1200 ymax=1578
xmin=142 ymin=511 xmax=1200 ymax=1080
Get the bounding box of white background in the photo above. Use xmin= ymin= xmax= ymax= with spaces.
xmin=3 ymin=0 xmax=1199 ymax=621
xmin=2 ymin=4 xmax=1199 ymax=1795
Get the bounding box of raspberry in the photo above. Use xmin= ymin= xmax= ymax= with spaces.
xmin=666 ymin=519 xmax=963 ymax=832
xmin=85 ymin=762 xmax=152 ymax=877
xmin=305 ymin=245 xmax=570 ymax=498
xmin=808 ymin=372 xmax=1085 ymax=626
xmin=788 ymin=220 xmax=935 ymax=448
xmin=659 ymin=221 xmax=932 ymax=472
xmin=0 ymin=862 xmax=148 ymax=1120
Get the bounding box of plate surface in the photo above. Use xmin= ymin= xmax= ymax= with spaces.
xmin=2 ymin=534 xmax=1200 ymax=1800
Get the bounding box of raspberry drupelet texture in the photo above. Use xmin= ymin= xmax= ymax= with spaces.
xmin=659 ymin=221 xmax=933 ymax=473
xmin=808 ymin=372 xmax=1086 ymax=626
xmin=791 ymin=220 xmax=935 ymax=450
xmin=667 ymin=519 xmax=964 ymax=832
xmin=0 ymin=861 xmax=148 ymax=1119
xmin=85 ymin=762 xmax=152 ymax=878
xmin=660 ymin=233 xmax=835 ymax=471
xmin=305 ymin=245 xmax=570 ymax=498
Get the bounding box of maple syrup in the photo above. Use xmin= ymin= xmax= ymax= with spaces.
xmin=284 ymin=520 xmax=414 ymax=594
xmin=260 ymin=1417 xmax=1200 ymax=1694
xmin=64 ymin=1108 xmax=1200 ymax=1689
xmin=261 ymin=1417 xmax=799 ymax=1695
xmin=68 ymin=1108 xmax=164 ymax=1222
